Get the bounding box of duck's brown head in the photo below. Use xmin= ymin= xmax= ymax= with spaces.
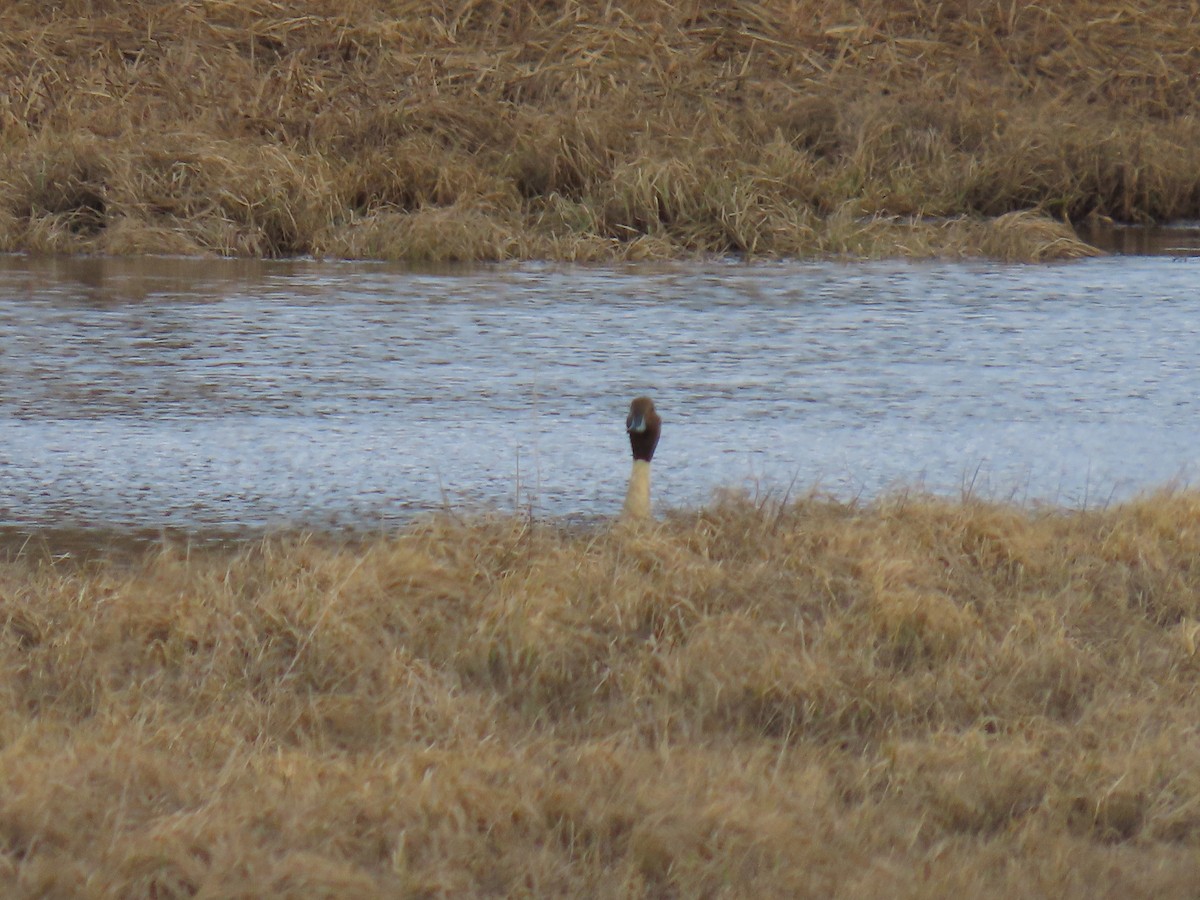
xmin=626 ymin=396 xmax=661 ymax=462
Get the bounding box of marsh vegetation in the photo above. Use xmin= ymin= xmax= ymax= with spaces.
xmin=3 ymin=1 xmax=1197 ymax=261
xmin=3 ymin=493 xmax=1200 ymax=895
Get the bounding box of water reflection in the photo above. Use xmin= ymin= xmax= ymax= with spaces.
xmin=1076 ymin=222 xmax=1200 ymax=257
xmin=1 ymin=253 xmax=1199 ymax=533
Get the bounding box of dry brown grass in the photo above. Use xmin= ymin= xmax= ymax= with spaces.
xmin=4 ymin=490 xmax=1200 ymax=895
xmin=4 ymin=1 xmax=1198 ymax=261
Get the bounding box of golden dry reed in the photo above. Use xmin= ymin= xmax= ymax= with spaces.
xmin=3 ymin=491 xmax=1200 ymax=895
xmin=3 ymin=1 xmax=1198 ymax=262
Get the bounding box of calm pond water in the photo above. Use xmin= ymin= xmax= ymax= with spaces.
xmin=1 ymin=251 xmax=1199 ymax=535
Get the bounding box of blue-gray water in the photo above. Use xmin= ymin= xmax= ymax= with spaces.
xmin=1 ymin=253 xmax=1199 ymax=533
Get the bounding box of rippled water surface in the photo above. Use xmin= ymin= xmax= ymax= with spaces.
xmin=2 ymin=253 xmax=1199 ymax=533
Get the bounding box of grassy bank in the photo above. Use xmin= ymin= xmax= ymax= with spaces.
xmin=2 ymin=1 xmax=1197 ymax=262
xmin=2 ymin=492 xmax=1200 ymax=895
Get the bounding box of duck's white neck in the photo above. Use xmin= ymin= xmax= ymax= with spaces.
xmin=622 ymin=459 xmax=652 ymax=520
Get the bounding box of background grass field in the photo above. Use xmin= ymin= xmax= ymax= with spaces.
xmin=2 ymin=1 xmax=1197 ymax=260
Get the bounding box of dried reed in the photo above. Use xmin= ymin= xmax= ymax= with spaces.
xmin=3 ymin=490 xmax=1200 ymax=894
xmin=3 ymin=1 xmax=1195 ymax=261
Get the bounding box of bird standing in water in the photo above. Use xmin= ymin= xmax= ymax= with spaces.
xmin=622 ymin=396 xmax=661 ymax=520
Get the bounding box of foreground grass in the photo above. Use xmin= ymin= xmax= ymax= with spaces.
xmin=2 ymin=493 xmax=1200 ymax=895
xmin=3 ymin=1 xmax=1197 ymax=261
